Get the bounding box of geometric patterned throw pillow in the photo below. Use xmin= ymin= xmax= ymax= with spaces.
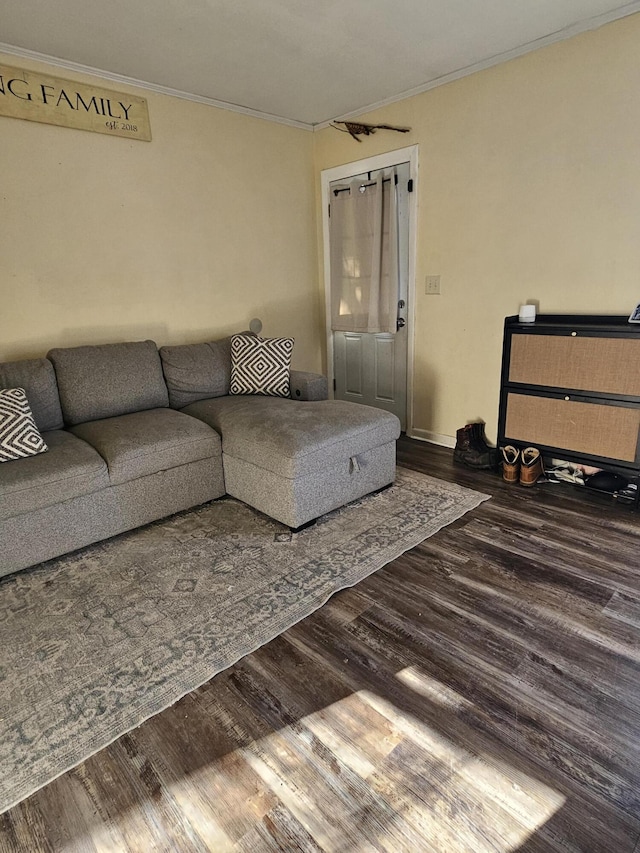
xmin=230 ymin=335 xmax=294 ymax=397
xmin=0 ymin=387 xmax=48 ymax=462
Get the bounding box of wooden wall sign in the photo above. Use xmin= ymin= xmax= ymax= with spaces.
xmin=0 ymin=63 xmax=151 ymax=141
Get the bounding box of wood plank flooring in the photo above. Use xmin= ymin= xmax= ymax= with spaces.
xmin=2 ymin=436 xmax=640 ymax=852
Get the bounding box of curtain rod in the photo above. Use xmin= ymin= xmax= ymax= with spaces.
xmin=333 ymin=174 xmax=398 ymax=196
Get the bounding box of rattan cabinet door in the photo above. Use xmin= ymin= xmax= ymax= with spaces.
xmin=504 ymin=392 xmax=640 ymax=463
xmin=509 ymin=334 xmax=640 ymax=396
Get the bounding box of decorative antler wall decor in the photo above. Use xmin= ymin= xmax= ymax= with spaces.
xmin=331 ymin=121 xmax=411 ymax=142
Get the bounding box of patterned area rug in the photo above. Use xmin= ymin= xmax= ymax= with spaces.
xmin=0 ymin=467 xmax=489 ymax=814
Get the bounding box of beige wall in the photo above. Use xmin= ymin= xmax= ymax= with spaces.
xmin=5 ymin=13 xmax=640 ymax=439
xmin=313 ymin=14 xmax=640 ymax=443
xmin=0 ymin=54 xmax=322 ymax=371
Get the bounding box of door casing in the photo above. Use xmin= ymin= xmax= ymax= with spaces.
xmin=331 ymin=162 xmax=410 ymax=429
xmin=320 ymin=144 xmax=418 ymax=437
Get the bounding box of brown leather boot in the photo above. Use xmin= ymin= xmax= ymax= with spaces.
xmin=470 ymin=422 xmax=498 ymax=470
xmin=520 ymin=447 xmax=543 ymax=486
xmin=501 ymin=445 xmax=520 ymax=483
xmin=454 ymin=424 xmax=495 ymax=469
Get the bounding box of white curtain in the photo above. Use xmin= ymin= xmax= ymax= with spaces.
xmin=329 ymin=169 xmax=399 ymax=334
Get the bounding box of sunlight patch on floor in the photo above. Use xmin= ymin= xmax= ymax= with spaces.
xmin=221 ymin=683 xmax=569 ymax=852
xmin=395 ymin=664 xmax=474 ymax=710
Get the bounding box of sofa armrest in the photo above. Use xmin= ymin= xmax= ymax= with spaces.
xmin=289 ymin=370 xmax=328 ymax=401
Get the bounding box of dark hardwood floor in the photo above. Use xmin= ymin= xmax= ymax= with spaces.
xmin=2 ymin=437 xmax=640 ymax=852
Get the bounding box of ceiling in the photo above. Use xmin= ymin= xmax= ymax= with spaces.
xmin=2 ymin=0 xmax=639 ymax=128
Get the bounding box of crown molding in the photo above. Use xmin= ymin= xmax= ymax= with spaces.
xmin=0 ymin=42 xmax=314 ymax=131
xmin=313 ymin=2 xmax=640 ymax=129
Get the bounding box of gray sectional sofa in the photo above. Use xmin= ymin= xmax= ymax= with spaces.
xmin=0 ymin=336 xmax=401 ymax=578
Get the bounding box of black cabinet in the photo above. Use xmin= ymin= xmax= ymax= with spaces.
xmin=498 ymin=314 xmax=640 ymax=485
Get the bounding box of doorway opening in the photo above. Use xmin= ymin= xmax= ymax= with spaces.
xmin=320 ymin=145 xmax=418 ymax=435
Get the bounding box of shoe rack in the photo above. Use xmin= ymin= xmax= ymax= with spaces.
xmin=497 ymin=314 xmax=640 ymax=504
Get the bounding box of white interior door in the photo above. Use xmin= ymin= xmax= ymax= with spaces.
xmin=331 ymin=162 xmax=410 ymax=430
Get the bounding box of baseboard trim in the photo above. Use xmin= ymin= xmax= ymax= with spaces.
xmin=406 ymin=429 xmax=455 ymax=449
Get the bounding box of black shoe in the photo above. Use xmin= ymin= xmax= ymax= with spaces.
xmin=470 ymin=422 xmax=498 ymax=470
xmin=454 ymin=424 xmax=496 ymax=470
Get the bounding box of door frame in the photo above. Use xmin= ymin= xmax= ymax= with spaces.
xmin=320 ymin=144 xmax=418 ymax=436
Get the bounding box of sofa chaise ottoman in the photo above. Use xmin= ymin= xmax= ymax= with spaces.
xmin=182 ymin=396 xmax=399 ymax=528
xmin=159 ymin=338 xmax=401 ymax=529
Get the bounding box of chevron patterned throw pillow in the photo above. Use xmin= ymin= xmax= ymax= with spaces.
xmin=230 ymin=335 xmax=294 ymax=397
xmin=0 ymin=388 xmax=48 ymax=463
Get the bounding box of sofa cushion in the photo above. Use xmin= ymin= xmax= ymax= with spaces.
xmin=0 ymin=388 xmax=48 ymax=463
xmin=0 ymin=429 xmax=108 ymax=522
xmin=182 ymin=396 xmax=400 ymax=478
xmin=0 ymin=357 xmax=64 ymax=431
xmin=230 ymin=335 xmax=294 ymax=397
xmin=159 ymin=338 xmax=232 ymax=408
xmin=48 ymin=340 xmax=169 ymax=426
xmin=70 ymin=408 xmax=222 ymax=485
